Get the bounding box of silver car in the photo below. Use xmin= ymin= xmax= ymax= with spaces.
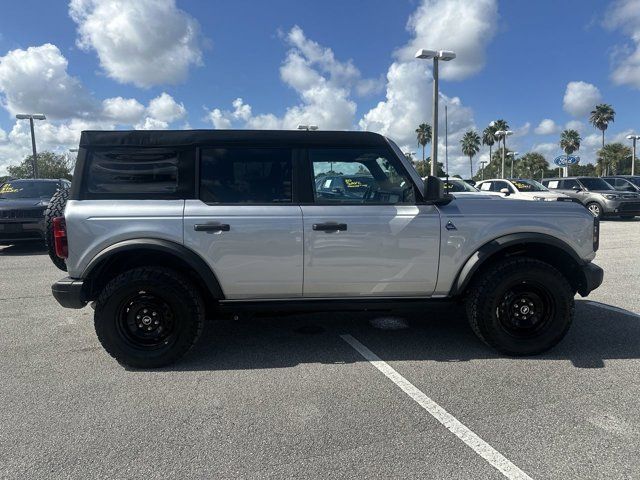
xmin=50 ymin=130 xmax=603 ymax=368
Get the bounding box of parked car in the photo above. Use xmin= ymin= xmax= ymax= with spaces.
xmin=475 ymin=178 xmax=571 ymax=201
xmin=0 ymin=178 xmax=70 ymax=244
xmin=542 ymin=176 xmax=640 ymax=219
xmin=51 ymin=130 xmax=602 ymax=368
xmin=602 ymin=176 xmax=640 ymax=193
xmin=438 ymin=177 xmax=503 ymax=197
xmin=315 ymin=174 xmax=377 ymax=201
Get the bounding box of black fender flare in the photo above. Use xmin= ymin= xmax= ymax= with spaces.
xmin=450 ymin=232 xmax=585 ymax=296
xmin=82 ymin=238 xmax=225 ymax=299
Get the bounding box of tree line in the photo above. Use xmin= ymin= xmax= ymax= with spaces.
xmin=412 ymin=103 xmax=634 ymax=180
xmin=1 ymin=152 xmax=74 ymax=183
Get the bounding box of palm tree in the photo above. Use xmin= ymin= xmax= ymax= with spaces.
xmin=482 ymin=125 xmax=497 ymax=168
xmin=589 ymin=104 xmax=615 ymax=148
xmin=415 ymin=123 xmax=432 ymax=162
xmin=460 ymin=130 xmax=481 ymax=178
xmin=490 ymin=119 xmax=510 ymax=160
xmin=518 ymin=152 xmax=549 ymax=179
xmin=559 ymin=129 xmax=581 ymax=176
xmin=597 ymin=143 xmax=631 ymax=176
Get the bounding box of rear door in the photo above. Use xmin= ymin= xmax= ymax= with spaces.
xmin=183 ymin=146 xmax=303 ymax=299
xmin=301 ymin=147 xmax=440 ymax=297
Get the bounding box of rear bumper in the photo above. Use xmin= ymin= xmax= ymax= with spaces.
xmin=52 ymin=277 xmax=87 ymax=309
xmin=577 ymin=263 xmax=604 ymax=297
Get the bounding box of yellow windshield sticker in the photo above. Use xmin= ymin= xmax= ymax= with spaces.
xmin=0 ymin=184 xmax=21 ymax=194
xmin=344 ymin=179 xmax=367 ymax=188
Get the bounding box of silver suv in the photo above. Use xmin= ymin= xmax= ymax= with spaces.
xmin=542 ymin=176 xmax=640 ymax=219
xmin=50 ymin=130 xmax=603 ymax=368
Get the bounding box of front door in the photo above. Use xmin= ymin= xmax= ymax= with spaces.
xmin=302 ymin=147 xmax=441 ymax=297
xmin=184 ymin=146 xmax=303 ymax=299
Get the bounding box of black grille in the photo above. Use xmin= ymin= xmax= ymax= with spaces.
xmin=619 ymin=202 xmax=640 ymax=212
xmin=0 ymin=208 xmax=44 ymax=219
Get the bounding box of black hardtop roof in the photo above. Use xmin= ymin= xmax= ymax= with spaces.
xmin=79 ymin=129 xmax=390 ymax=148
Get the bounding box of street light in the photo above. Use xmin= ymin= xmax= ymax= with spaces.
xmin=415 ymin=49 xmax=456 ymax=176
xmin=494 ymin=129 xmax=513 ymax=178
xmin=15 ymin=113 xmax=46 ymax=179
xmin=626 ymin=134 xmax=640 ymax=176
xmin=507 ymin=151 xmax=519 ymax=178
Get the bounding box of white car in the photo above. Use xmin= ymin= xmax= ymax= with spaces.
xmin=437 ymin=177 xmax=503 ymax=197
xmin=476 ymin=178 xmax=571 ymax=201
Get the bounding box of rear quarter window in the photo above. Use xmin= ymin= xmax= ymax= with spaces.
xmin=82 ymin=148 xmax=195 ymax=199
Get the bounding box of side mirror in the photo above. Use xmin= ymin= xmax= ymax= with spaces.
xmin=499 ymin=188 xmax=510 ymax=195
xmin=424 ymin=176 xmax=450 ymax=204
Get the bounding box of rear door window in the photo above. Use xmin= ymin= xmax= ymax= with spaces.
xmin=199 ymin=147 xmax=293 ymax=204
xmin=562 ymin=179 xmax=580 ymax=190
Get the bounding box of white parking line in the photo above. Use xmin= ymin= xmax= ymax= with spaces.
xmin=340 ymin=334 xmax=533 ymax=480
xmin=585 ymin=301 xmax=640 ymax=319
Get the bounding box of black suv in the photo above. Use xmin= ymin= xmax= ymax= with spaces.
xmin=0 ymin=178 xmax=70 ymax=244
xmin=602 ymin=176 xmax=640 ymax=193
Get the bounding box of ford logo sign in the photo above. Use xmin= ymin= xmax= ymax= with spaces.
xmin=553 ymin=155 xmax=580 ymax=167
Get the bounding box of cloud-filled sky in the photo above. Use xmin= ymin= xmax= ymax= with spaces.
xmin=1 ymin=0 xmax=640 ymax=176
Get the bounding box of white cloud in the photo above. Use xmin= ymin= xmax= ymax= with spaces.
xmin=147 ymin=92 xmax=186 ymax=122
xmin=534 ymin=119 xmax=560 ymax=135
xmin=563 ymin=81 xmax=602 ymax=117
xmin=565 ymin=120 xmax=585 ymax=132
xmin=399 ymin=0 xmax=499 ymax=81
xmin=0 ymin=43 xmax=96 ymax=119
xmin=69 ymin=0 xmax=203 ymax=87
xmin=604 ymin=0 xmax=640 ymax=89
xmin=102 ymin=97 xmax=145 ymax=124
xmin=134 ymin=117 xmax=169 ymax=130
xmin=206 ymin=27 xmax=358 ymax=131
xmin=359 ymin=0 xmax=497 ymax=174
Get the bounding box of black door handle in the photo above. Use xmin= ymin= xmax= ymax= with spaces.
xmin=194 ymin=223 xmax=230 ymax=232
xmin=313 ymin=222 xmax=347 ymax=232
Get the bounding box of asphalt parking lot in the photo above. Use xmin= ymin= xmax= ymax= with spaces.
xmin=1 ymin=219 xmax=639 ymax=479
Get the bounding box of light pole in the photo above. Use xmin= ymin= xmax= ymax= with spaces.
xmin=494 ymin=129 xmax=513 ymax=178
xmin=415 ymin=49 xmax=456 ymax=176
xmin=627 ymin=134 xmax=640 ymax=176
xmin=479 ymin=160 xmax=488 ymax=180
xmin=507 ymin=151 xmax=519 ymax=178
xmin=15 ymin=113 xmax=46 ymax=179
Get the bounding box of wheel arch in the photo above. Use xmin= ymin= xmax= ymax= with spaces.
xmin=450 ymin=233 xmax=586 ymax=297
xmin=81 ymin=239 xmax=225 ymax=305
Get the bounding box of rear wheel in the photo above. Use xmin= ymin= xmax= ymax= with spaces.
xmin=44 ymin=188 xmax=69 ymax=271
xmin=94 ymin=267 xmax=205 ymax=368
xmin=465 ymin=257 xmax=574 ymax=356
xmin=586 ymin=202 xmax=602 ymax=219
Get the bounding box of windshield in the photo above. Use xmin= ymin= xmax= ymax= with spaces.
xmin=442 ymin=178 xmax=478 ymax=192
xmin=627 ymin=177 xmax=640 ymax=187
xmin=579 ymin=178 xmax=614 ymax=191
xmin=510 ymin=179 xmax=548 ymax=192
xmin=0 ymin=180 xmax=59 ymax=199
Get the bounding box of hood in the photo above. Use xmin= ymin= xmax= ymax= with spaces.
xmin=0 ymin=198 xmax=49 ymax=209
xmin=522 ymin=191 xmax=569 ymax=199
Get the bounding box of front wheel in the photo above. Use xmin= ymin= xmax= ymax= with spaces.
xmin=465 ymin=258 xmax=574 ymax=356
xmin=586 ymin=202 xmax=602 ymax=219
xmin=94 ymin=267 xmax=205 ymax=368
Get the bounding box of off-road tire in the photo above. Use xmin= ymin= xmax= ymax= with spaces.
xmin=44 ymin=187 xmax=69 ymax=271
xmin=94 ymin=267 xmax=205 ymax=368
xmin=586 ymin=202 xmax=602 ymax=219
xmin=465 ymin=257 xmax=574 ymax=356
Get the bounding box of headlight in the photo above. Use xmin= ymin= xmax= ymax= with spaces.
xmin=604 ymin=194 xmax=619 ymax=200
xmin=533 ymin=196 xmax=545 ymax=201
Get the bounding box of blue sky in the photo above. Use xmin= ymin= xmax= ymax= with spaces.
xmin=1 ymin=0 xmax=639 ymax=175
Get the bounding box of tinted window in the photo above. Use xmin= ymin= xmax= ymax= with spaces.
xmin=579 ymin=178 xmax=614 ymax=191
xmin=562 ymin=179 xmax=580 ymax=190
xmin=87 ymin=149 xmax=179 ymax=194
xmin=510 ymin=179 xmax=547 ymax=192
xmin=200 ymin=148 xmax=292 ymax=204
xmin=0 ymin=180 xmax=59 ymax=199
xmin=310 ymin=148 xmax=415 ymax=204
xmin=491 ymin=181 xmax=512 ymax=193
